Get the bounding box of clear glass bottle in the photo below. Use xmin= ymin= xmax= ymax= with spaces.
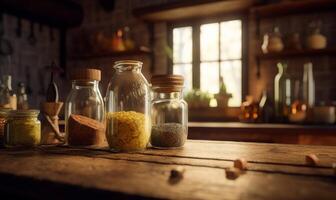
xmin=303 ymin=62 xmax=315 ymax=108
xmin=17 ymin=82 xmax=29 ymax=110
xmin=105 ymin=60 xmax=151 ymax=152
xmin=65 ymin=68 xmax=105 ymax=146
xmin=274 ymin=62 xmax=291 ymax=121
xmin=0 ymin=75 xmax=17 ymax=110
xmin=150 ymin=75 xmax=188 ymax=149
xmin=4 ymin=110 xmax=41 ymax=147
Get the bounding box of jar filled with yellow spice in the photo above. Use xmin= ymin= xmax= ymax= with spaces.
xmin=4 ymin=110 xmax=41 ymax=147
xmin=105 ymin=60 xmax=151 ymax=152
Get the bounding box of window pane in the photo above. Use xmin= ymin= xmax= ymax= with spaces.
xmin=200 ymin=62 xmax=219 ymax=94
xmin=220 ymin=20 xmax=242 ymax=60
xmin=201 ymin=23 xmax=219 ymax=61
xmin=220 ymin=60 xmax=242 ymax=107
xmin=173 ymin=27 xmax=192 ymax=63
xmin=173 ymin=64 xmax=192 ymax=93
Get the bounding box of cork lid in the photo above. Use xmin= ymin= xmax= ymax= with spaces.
xmin=70 ymin=68 xmax=101 ymax=81
xmin=151 ymin=74 xmax=184 ymax=92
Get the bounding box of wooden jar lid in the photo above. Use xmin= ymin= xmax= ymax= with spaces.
xmin=70 ymin=68 xmax=101 ymax=81
xmin=151 ymin=74 xmax=184 ymax=92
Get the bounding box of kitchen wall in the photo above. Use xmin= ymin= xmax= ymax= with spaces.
xmin=0 ymin=15 xmax=60 ymax=108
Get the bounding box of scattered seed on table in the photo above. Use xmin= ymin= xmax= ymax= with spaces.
xmin=170 ymin=166 xmax=185 ymax=180
xmin=234 ymin=158 xmax=248 ymax=170
xmin=305 ymin=154 xmax=319 ymax=166
xmin=225 ymin=167 xmax=241 ymax=180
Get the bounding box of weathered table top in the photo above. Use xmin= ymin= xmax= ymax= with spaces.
xmin=0 ymin=140 xmax=335 ymax=200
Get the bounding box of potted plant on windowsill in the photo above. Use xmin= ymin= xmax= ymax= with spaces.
xmin=184 ymin=89 xmax=211 ymax=109
xmin=214 ymin=76 xmax=232 ymax=108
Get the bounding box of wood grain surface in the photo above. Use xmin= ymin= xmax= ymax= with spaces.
xmin=0 ymin=140 xmax=335 ymax=200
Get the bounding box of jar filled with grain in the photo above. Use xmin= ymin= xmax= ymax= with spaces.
xmin=105 ymin=60 xmax=151 ymax=152
xmin=150 ymin=75 xmax=188 ymax=149
xmin=65 ymin=68 xmax=105 ymax=146
xmin=4 ymin=110 xmax=41 ymax=147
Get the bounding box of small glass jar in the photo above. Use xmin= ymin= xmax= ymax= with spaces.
xmin=65 ymin=68 xmax=105 ymax=146
xmin=150 ymin=75 xmax=188 ymax=149
xmin=4 ymin=110 xmax=41 ymax=147
xmin=0 ymin=108 xmax=11 ymax=146
xmin=105 ymin=60 xmax=151 ymax=152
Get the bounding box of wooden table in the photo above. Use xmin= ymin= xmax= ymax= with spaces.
xmin=0 ymin=140 xmax=335 ymax=199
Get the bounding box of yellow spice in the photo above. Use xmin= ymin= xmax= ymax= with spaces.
xmin=6 ymin=119 xmax=41 ymax=147
xmin=106 ymin=111 xmax=150 ymax=151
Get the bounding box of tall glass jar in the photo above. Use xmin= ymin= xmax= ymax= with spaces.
xmin=4 ymin=110 xmax=41 ymax=147
xmin=150 ymin=75 xmax=188 ymax=149
xmin=65 ymin=68 xmax=105 ymax=146
xmin=274 ymin=62 xmax=291 ymax=121
xmin=105 ymin=60 xmax=151 ymax=152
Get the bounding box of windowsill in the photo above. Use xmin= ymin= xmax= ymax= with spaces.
xmin=189 ymin=107 xmax=240 ymax=122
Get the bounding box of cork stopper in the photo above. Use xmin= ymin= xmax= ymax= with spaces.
xmin=151 ymin=74 xmax=184 ymax=92
xmin=70 ymin=68 xmax=101 ymax=81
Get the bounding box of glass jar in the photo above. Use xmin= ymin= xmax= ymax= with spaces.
xmin=4 ymin=110 xmax=41 ymax=147
xmin=0 ymin=108 xmax=11 ymax=146
xmin=65 ymin=68 xmax=105 ymax=146
xmin=150 ymin=75 xmax=188 ymax=149
xmin=105 ymin=60 xmax=151 ymax=152
xmin=0 ymin=75 xmax=17 ymax=110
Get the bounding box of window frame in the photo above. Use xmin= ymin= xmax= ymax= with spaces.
xmin=167 ymin=14 xmax=248 ymax=106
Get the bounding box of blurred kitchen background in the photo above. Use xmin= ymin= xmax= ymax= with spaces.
xmin=1 ymin=0 xmax=336 ymax=145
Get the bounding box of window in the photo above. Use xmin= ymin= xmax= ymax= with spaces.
xmin=172 ymin=19 xmax=243 ymax=107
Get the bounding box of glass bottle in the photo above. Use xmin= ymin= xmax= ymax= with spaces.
xmin=65 ymin=68 xmax=105 ymax=146
xmin=0 ymin=75 xmax=17 ymax=110
xmin=4 ymin=109 xmax=41 ymax=147
xmin=105 ymin=60 xmax=151 ymax=152
xmin=303 ymin=62 xmax=315 ymax=108
xmin=288 ymin=80 xmax=307 ymax=123
xmin=17 ymin=82 xmax=29 ymax=110
xmin=259 ymin=90 xmax=274 ymax=123
xmin=151 ymin=75 xmax=188 ymax=149
xmin=274 ymin=62 xmax=291 ymax=121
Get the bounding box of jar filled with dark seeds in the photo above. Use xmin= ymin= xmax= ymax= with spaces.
xmin=151 ymin=75 xmax=188 ymax=149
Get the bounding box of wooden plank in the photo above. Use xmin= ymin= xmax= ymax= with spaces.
xmin=29 ymin=146 xmax=334 ymax=177
xmin=0 ymin=149 xmax=335 ymax=200
xmin=139 ymin=141 xmax=336 ymax=167
xmin=251 ymin=0 xmax=336 ymax=19
xmin=133 ymin=0 xmax=255 ymax=22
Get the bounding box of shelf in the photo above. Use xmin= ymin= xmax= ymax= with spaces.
xmin=68 ymin=48 xmax=151 ymax=60
xmin=133 ymin=0 xmax=255 ymax=22
xmin=257 ymin=48 xmax=336 ymax=60
xmin=251 ymin=0 xmax=336 ymax=19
